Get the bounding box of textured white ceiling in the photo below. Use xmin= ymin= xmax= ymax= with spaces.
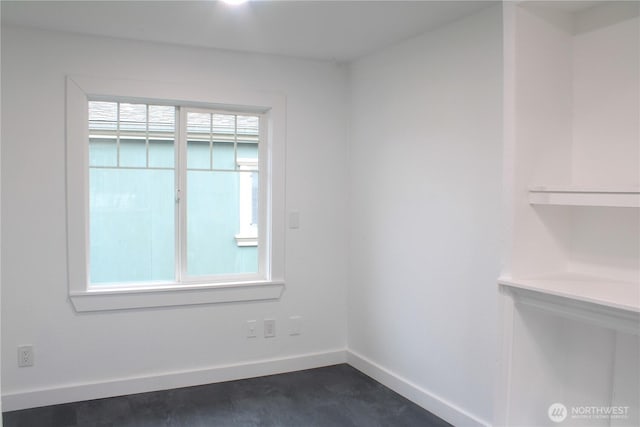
xmin=1 ymin=0 xmax=497 ymax=62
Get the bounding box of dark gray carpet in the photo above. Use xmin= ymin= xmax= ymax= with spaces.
xmin=2 ymin=364 xmax=452 ymax=427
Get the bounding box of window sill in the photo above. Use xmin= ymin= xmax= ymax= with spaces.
xmin=234 ymin=234 xmax=258 ymax=247
xmin=69 ymin=281 xmax=285 ymax=312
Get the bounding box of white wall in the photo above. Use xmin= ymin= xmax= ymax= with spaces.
xmin=1 ymin=26 xmax=348 ymax=409
xmin=572 ymin=3 xmax=639 ymax=188
xmin=347 ymin=6 xmax=502 ymax=426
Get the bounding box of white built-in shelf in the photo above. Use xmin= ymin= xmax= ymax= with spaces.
xmin=529 ymin=186 xmax=640 ymax=208
xmin=499 ymin=273 xmax=640 ymax=334
xmin=499 ymin=273 xmax=639 ymax=313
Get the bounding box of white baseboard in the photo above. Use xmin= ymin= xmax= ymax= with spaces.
xmin=347 ymin=349 xmax=491 ymax=427
xmin=4 ymin=348 xmax=491 ymax=427
xmin=2 ymin=349 xmax=348 ymax=412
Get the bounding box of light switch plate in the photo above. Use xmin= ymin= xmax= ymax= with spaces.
xmin=288 ymin=211 xmax=300 ymax=229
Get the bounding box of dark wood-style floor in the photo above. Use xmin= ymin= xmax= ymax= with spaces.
xmin=3 ymin=364 xmax=452 ymax=427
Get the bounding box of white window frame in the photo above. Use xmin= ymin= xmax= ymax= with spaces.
xmin=66 ymin=76 xmax=286 ymax=311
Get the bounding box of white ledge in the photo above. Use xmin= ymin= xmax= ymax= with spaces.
xmin=70 ymin=281 xmax=285 ymax=312
xmin=529 ymin=185 xmax=640 ymax=207
xmin=499 ymin=275 xmax=640 ymax=335
xmin=234 ymin=234 xmax=258 ymax=247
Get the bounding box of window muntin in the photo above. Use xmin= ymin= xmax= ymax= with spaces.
xmin=88 ymin=101 xmax=263 ymax=287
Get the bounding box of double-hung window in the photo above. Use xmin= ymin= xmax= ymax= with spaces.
xmin=66 ymin=76 xmax=285 ymax=311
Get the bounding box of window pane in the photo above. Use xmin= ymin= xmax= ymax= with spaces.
xmin=119 ymin=103 xmax=146 ymax=122
xmin=148 ymin=105 xmax=175 ymax=132
xmin=212 ymin=113 xmax=235 ymax=136
xmin=237 ymin=115 xmax=259 ymax=141
xmin=237 ymin=143 xmax=258 ymax=164
xmin=89 ymin=138 xmax=117 ymax=167
xmin=212 ymin=141 xmax=235 ymax=169
xmin=119 ymin=138 xmax=147 ymax=168
xmin=186 ymin=170 xmax=258 ymax=276
xmin=187 ymin=112 xmax=211 ymax=135
xmin=89 ymin=101 xmax=117 ymax=122
xmin=89 ymin=168 xmax=175 ymax=284
xmin=149 ymin=139 xmax=174 ymax=168
xmin=187 ymin=140 xmax=210 ymax=170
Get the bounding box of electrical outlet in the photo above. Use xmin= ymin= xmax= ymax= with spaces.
xmin=264 ymin=318 xmax=276 ymax=338
xmin=246 ymin=320 xmax=257 ymax=338
xmin=289 ymin=316 xmax=302 ymax=336
xmin=18 ymin=345 xmax=34 ymax=367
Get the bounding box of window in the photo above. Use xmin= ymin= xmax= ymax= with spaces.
xmin=66 ymin=76 xmax=286 ymax=311
xmin=88 ymin=103 xmax=263 ymax=285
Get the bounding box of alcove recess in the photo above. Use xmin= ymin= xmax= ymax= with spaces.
xmin=498 ymin=2 xmax=639 ymax=426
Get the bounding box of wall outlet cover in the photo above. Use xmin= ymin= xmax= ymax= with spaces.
xmin=264 ymin=318 xmax=276 ymax=338
xmin=18 ymin=345 xmax=34 ymax=367
xmin=246 ymin=320 xmax=257 ymax=338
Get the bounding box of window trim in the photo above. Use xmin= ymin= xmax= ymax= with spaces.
xmin=66 ymin=76 xmax=286 ymax=311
